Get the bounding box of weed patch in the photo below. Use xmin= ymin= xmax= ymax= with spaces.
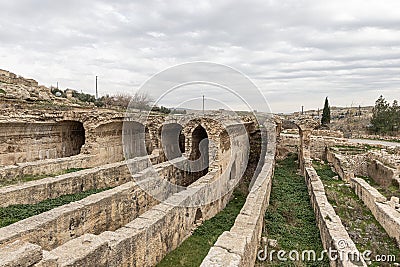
xmin=0 ymin=187 xmax=110 ymax=228
xmin=0 ymin=168 xmax=86 ymax=187
xmin=157 ymin=190 xmax=246 ymax=267
xmin=257 ymin=154 xmax=328 ymax=266
xmin=313 ymin=162 xmax=399 ymax=267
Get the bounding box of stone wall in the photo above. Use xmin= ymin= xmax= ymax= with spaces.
xmin=0 ymin=157 xmax=203 ymax=251
xmin=0 ymin=241 xmax=42 ymax=267
xmin=350 ymin=178 xmax=400 ymax=248
xmin=200 ymin=121 xmax=276 ymax=267
xmin=279 ymin=133 xmax=350 ymax=161
xmin=0 ymin=155 xmax=157 ymax=207
xmin=312 ymin=129 xmax=344 ymax=138
xmin=327 ymin=149 xmax=399 ymax=187
xmin=0 ymin=121 xmax=85 ymax=166
xmin=326 ymin=150 xmax=358 ymax=181
xmin=30 ymin=119 xmax=253 ymax=266
xmin=325 ymin=148 xmax=400 ymax=249
xmin=281 ymin=120 xmax=365 ymax=267
xmin=304 ymin=168 xmax=366 ymax=267
xmin=0 ymin=154 xmax=94 ymax=183
xmin=280 ymin=133 xmax=400 ymax=188
xmin=36 ymin=170 xmax=232 ymax=267
xmin=277 ymin=133 xmax=298 ymax=159
xmin=367 ymin=159 xmax=398 ymax=187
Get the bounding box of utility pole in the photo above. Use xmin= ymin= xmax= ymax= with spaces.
xmin=202 ymin=95 xmax=205 ymax=114
xmin=301 ymin=106 xmax=304 ymax=115
xmin=95 ymin=76 xmax=98 ymax=99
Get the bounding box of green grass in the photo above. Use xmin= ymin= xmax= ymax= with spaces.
xmin=157 ymin=190 xmax=246 ymax=267
xmin=257 ymin=154 xmax=329 ymax=266
xmin=0 ymin=88 xmax=5 ymax=94
xmin=0 ymin=187 xmax=110 ymax=228
xmin=313 ymin=162 xmax=399 ymax=267
xmin=0 ymin=168 xmax=86 ymax=187
xmin=332 ymin=144 xmax=380 ymax=155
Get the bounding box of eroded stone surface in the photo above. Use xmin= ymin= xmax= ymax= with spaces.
xmin=0 ymin=241 xmax=42 ymax=267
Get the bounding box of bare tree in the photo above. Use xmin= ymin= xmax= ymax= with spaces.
xmin=112 ymin=93 xmax=132 ymax=108
xmin=131 ymin=91 xmax=153 ymax=111
xmin=98 ymin=91 xmax=153 ymax=111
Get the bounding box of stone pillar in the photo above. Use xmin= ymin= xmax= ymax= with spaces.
xmin=299 ymin=128 xmax=312 ymax=176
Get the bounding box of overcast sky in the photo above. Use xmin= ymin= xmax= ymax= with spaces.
xmin=0 ymin=0 xmax=399 ymax=113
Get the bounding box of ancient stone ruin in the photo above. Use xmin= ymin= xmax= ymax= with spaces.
xmin=0 ymin=70 xmax=399 ymax=266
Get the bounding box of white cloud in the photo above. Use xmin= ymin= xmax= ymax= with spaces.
xmin=0 ymin=0 xmax=399 ymax=112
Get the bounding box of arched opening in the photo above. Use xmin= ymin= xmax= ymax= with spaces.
xmin=230 ymin=160 xmax=236 ymax=181
xmin=190 ymin=125 xmax=209 ymax=173
xmin=159 ymin=123 xmax=185 ymax=160
xmin=93 ymin=121 xmax=124 ymax=162
xmin=194 ymin=208 xmax=203 ymax=225
xmin=219 ymin=130 xmax=230 ymax=152
xmin=0 ymin=121 xmax=86 ymax=165
xmin=123 ymin=121 xmax=151 ymax=158
xmin=59 ymin=121 xmax=85 ymax=157
xmin=145 ymin=127 xmax=153 ymax=155
xmin=179 ymin=131 xmax=185 ymax=153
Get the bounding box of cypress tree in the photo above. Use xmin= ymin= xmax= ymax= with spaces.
xmin=321 ymin=97 xmax=331 ymax=126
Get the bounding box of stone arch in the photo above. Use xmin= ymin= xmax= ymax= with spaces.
xmin=194 ymin=208 xmax=203 ymax=224
xmin=0 ymin=120 xmax=86 ymax=165
xmin=230 ymin=159 xmax=237 ymax=181
xmin=123 ymin=121 xmax=151 ymax=158
xmin=187 ymin=124 xmax=209 ymax=175
xmin=283 ymin=119 xmax=315 ymax=175
xmin=145 ymin=126 xmax=153 ymax=155
xmin=219 ymin=129 xmax=230 ymax=152
xmin=91 ymin=121 xmax=124 ymax=162
xmin=158 ymin=123 xmax=185 ymax=160
xmin=58 ymin=120 xmax=85 ymax=157
xmin=146 ymin=122 xmax=162 ymax=150
xmin=94 ymin=121 xmax=122 ymax=136
xmin=190 ymin=124 xmax=209 ymax=160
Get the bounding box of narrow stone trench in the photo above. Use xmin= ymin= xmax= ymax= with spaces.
xmin=157 ymin=129 xmax=263 ymax=267
xmin=360 ymin=175 xmax=400 ymax=200
xmin=0 ymin=187 xmax=110 ymax=227
xmin=313 ymin=161 xmax=400 ymax=267
xmin=256 ymin=154 xmax=329 ymax=267
xmin=156 ymin=189 xmax=246 ymax=267
xmin=0 ymin=167 xmax=85 ymax=187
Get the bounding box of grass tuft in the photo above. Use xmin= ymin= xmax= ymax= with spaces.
xmin=0 ymin=168 xmax=86 ymax=187
xmin=0 ymin=187 xmax=110 ymax=228
xmin=313 ymin=162 xmax=400 ymax=267
xmin=157 ymin=190 xmax=246 ymax=267
xmin=258 ymin=154 xmax=329 ymax=266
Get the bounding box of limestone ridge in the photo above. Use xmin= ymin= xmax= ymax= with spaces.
xmin=0 ymin=69 xmax=59 ymax=102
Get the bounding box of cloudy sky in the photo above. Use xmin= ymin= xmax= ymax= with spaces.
xmin=0 ymin=0 xmax=399 ymax=113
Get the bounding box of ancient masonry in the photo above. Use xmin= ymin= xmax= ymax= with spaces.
xmin=1 ymin=70 xmax=399 ymax=266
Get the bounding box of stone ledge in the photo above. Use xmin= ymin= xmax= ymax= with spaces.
xmin=350 ymin=177 xmax=400 ymax=248
xmin=201 ymin=122 xmax=276 ymax=267
xmin=0 ymin=241 xmax=42 ymax=267
xmin=305 ymin=167 xmax=366 ymax=267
